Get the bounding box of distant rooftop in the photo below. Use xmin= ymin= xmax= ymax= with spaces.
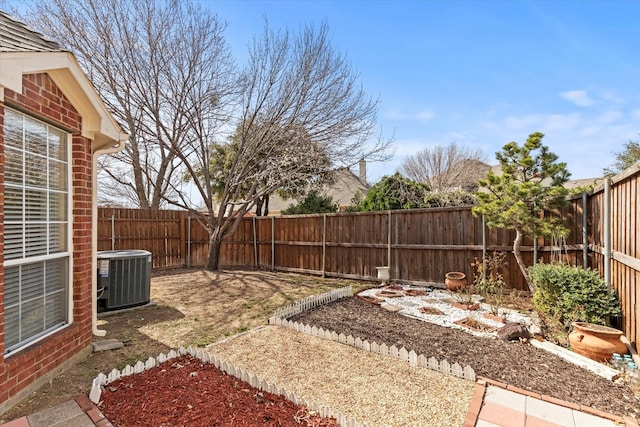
xmin=0 ymin=10 xmax=63 ymax=52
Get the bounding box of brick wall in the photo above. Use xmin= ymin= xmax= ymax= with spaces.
xmin=0 ymin=73 xmax=94 ymax=408
xmin=0 ymin=91 xmax=6 ymax=399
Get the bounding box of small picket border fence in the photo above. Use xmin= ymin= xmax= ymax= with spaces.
xmin=89 ymin=346 xmax=368 ymax=427
xmin=269 ymin=286 xmax=477 ymax=382
xmin=271 ymin=286 xmax=354 ymax=319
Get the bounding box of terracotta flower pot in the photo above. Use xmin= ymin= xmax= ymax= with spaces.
xmin=568 ymin=321 xmax=627 ymax=362
xmin=445 ymin=272 xmax=467 ymax=291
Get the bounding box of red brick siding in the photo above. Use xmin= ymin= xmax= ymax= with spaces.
xmin=0 ymin=73 xmax=94 ymax=406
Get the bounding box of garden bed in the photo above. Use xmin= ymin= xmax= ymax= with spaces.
xmin=99 ymin=354 xmax=340 ymax=426
xmin=289 ymin=296 xmax=640 ymax=418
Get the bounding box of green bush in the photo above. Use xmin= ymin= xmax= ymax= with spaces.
xmin=528 ymin=263 xmax=621 ymax=329
xmin=282 ymin=190 xmax=337 ymax=215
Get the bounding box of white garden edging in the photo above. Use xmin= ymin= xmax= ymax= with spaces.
xmin=269 ymin=286 xmax=477 ymax=382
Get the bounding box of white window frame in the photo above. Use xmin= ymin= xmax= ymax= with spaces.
xmin=3 ymin=107 xmax=74 ymax=356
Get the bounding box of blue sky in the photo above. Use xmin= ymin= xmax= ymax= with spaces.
xmin=206 ymin=0 xmax=640 ymax=182
xmin=5 ymin=0 xmax=639 ymax=183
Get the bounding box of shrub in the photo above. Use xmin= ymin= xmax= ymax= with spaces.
xmin=472 ymin=251 xmax=507 ymax=315
xmin=528 ymin=263 xmax=621 ymax=329
xmin=282 ymin=191 xmax=337 ymax=215
xmin=423 ymin=189 xmax=477 ymax=207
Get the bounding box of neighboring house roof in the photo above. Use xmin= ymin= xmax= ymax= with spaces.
xmin=0 ymin=11 xmax=128 ymax=150
xmin=268 ymin=167 xmax=370 ymax=214
xmin=488 ymin=165 xmax=602 ymax=190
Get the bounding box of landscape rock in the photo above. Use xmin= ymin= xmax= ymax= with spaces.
xmin=526 ymin=322 xmax=542 ymax=336
xmin=93 ymin=339 xmax=124 ymax=352
xmin=497 ymin=322 xmax=531 ymax=341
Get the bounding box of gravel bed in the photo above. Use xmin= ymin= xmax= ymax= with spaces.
xmin=358 ymin=287 xmax=537 ymax=337
xmin=207 ymin=325 xmax=475 ymax=427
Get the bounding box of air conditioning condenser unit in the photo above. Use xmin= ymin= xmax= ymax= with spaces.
xmin=97 ymin=250 xmax=152 ymax=312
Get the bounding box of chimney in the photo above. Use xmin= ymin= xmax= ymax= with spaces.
xmin=359 ymin=159 xmax=367 ymax=183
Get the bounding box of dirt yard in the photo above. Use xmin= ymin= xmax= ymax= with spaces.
xmin=0 ymin=269 xmax=367 ymax=423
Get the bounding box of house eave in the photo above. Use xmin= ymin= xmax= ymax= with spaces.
xmin=0 ymin=51 xmax=128 ymax=150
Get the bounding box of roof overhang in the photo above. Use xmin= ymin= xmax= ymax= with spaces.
xmin=0 ymin=51 xmax=128 ymax=151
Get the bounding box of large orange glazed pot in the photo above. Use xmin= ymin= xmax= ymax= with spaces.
xmin=568 ymin=322 xmax=627 ymax=362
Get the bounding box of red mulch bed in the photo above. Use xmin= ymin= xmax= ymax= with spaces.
xmin=99 ymin=355 xmax=338 ymax=427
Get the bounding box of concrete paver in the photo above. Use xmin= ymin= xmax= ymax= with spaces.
xmin=475 ymin=384 xmax=623 ymax=427
xmin=484 ymin=385 xmax=527 ymax=411
xmin=572 ymin=410 xmax=622 ymax=427
xmin=526 ymin=395 xmax=576 ymax=426
xmin=19 ymin=400 xmax=94 ymax=427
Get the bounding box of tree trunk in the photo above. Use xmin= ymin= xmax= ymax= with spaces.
xmin=205 ymin=229 xmax=223 ymax=271
xmin=263 ymin=194 xmax=269 ymax=216
xmin=513 ymin=228 xmax=535 ymax=293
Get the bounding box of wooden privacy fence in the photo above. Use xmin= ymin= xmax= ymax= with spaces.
xmin=98 ymin=205 xmax=586 ymax=291
xmin=97 ymin=162 xmax=640 ymax=345
xmin=584 ymin=164 xmax=640 ymax=347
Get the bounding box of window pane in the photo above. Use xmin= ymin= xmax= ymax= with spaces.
xmin=4 ymin=185 xmax=23 ymax=222
xmin=4 ymin=267 xmax=20 ymax=307
xmin=21 ymin=263 xmax=44 ymax=301
xmin=24 ymin=119 xmax=47 ymax=154
xmin=46 ymin=258 xmax=68 ymax=293
xmin=25 ymin=224 xmax=48 ymax=257
xmin=4 ymin=306 xmax=20 ymax=349
xmin=25 ymin=189 xmax=48 ymax=221
xmin=25 ymin=154 xmax=48 ymax=188
xmin=45 ymin=290 xmax=67 ymax=329
xmin=21 ymin=297 xmax=45 ymax=340
xmin=49 ymin=159 xmax=67 ymax=190
xmin=49 ymin=192 xmax=67 ymax=221
xmin=4 ymin=223 xmax=24 ymax=260
xmin=4 ymin=147 xmax=23 ymax=184
xmin=48 ymin=128 xmax=66 ymax=161
xmin=49 ymin=223 xmax=67 ymax=253
xmin=4 ymin=109 xmax=23 ymax=149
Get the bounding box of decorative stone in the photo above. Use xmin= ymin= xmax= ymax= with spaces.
xmin=497 ymin=322 xmax=531 ymax=341
xmin=92 ymin=339 xmax=124 ymax=352
xmin=381 ymin=303 xmax=403 ymax=312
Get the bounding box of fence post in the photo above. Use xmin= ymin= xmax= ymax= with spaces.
xmin=187 ymin=216 xmax=192 ymax=268
xmin=111 ymin=214 xmax=115 ymax=250
xmin=271 ymin=216 xmax=275 ymax=271
xmin=387 ymin=210 xmax=392 ymax=270
xmin=604 ymin=178 xmax=612 ymax=289
xmin=482 ymin=215 xmax=487 ymax=280
xmin=253 ymin=217 xmax=258 ymax=268
xmin=582 ymin=192 xmax=588 ymax=268
xmin=322 ymin=214 xmax=327 ymax=278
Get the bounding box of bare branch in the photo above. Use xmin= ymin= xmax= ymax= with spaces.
xmin=399 ymin=143 xmax=488 ymax=192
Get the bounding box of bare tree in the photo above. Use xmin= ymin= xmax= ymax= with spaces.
xmin=176 ymin=21 xmax=391 ymax=270
xmin=399 ymin=143 xmax=488 ymax=192
xmin=27 ymin=0 xmax=235 ymax=208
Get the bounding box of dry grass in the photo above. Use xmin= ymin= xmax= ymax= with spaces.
xmin=209 ymin=326 xmax=476 ymax=427
xmin=144 ymin=269 xmax=369 ymax=347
